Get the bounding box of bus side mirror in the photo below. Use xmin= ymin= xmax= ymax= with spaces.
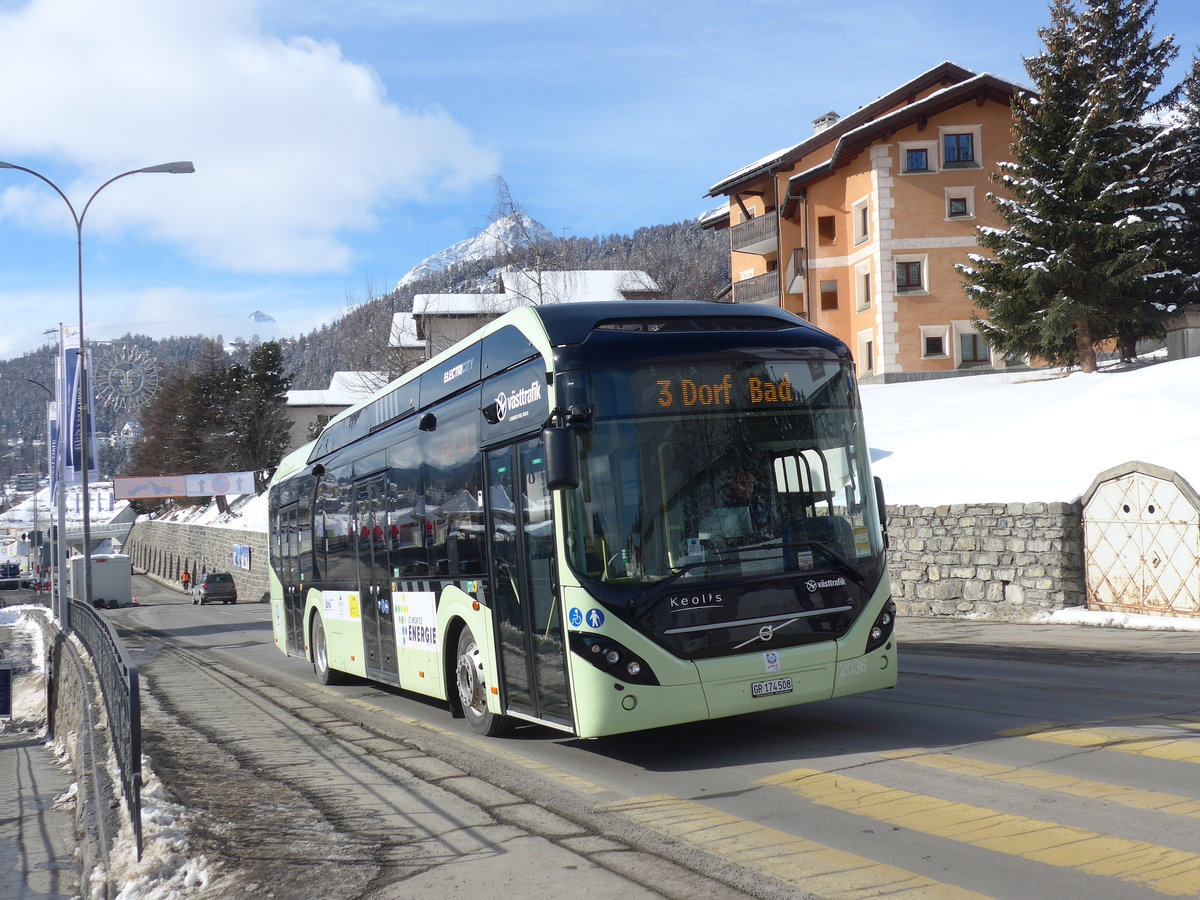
xmin=544 ymin=426 xmax=580 ymax=490
xmin=874 ymin=476 xmax=889 ymax=549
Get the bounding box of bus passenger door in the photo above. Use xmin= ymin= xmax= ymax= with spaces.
xmin=354 ymin=475 xmax=399 ymax=683
xmin=282 ymin=504 xmax=305 ymax=655
xmin=486 ymin=438 xmax=573 ymax=729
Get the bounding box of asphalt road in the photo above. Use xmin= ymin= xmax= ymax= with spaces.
xmin=108 ymin=576 xmax=1200 ymax=899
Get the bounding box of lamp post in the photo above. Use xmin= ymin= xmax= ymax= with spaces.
xmin=0 ymin=160 xmax=194 ymax=617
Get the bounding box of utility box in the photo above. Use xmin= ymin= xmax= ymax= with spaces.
xmin=69 ymin=554 xmax=133 ymax=608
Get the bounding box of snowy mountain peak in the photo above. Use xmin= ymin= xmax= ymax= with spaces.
xmin=248 ymin=310 xmax=275 ymax=323
xmin=395 ymin=214 xmax=554 ymax=289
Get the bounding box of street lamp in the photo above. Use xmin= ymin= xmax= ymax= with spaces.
xmin=0 ymin=160 xmax=194 ymax=617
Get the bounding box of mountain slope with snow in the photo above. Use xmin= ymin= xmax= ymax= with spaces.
xmin=394 ymin=213 xmax=553 ymax=289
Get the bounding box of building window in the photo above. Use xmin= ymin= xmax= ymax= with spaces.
xmin=818 ymin=215 xmax=836 ymax=245
xmin=944 ymin=186 xmax=976 ymax=220
xmin=820 ymin=279 xmax=839 ymax=311
xmin=852 ymin=198 xmax=870 ymax=245
xmin=899 ymin=140 xmax=938 ymax=176
xmin=896 ymin=260 xmax=924 ymax=293
xmin=920 ymin=325 xmax=950 ymax=359
xmin=857 ymin=330 xmax=874 ymax=376
xmin=961 ymin=332 xmax=989 ymax=364
xmin=856 ymin=264 xmax=871 ymax=311
xmin=943 ymin=133 xmax=976 ymax=167
xmin=905 ymin=148 xmax=929 ymax=172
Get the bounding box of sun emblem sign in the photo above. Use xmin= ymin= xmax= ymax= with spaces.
xmin=95 ymin=345 xmax=163 ymax=412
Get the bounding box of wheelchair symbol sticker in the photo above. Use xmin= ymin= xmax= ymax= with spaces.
xmin=569 ymin=608 xmax=583 ymax=627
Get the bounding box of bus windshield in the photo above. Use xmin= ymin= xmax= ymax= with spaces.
xmin=560 ymin=355 xmax=883 ymax=588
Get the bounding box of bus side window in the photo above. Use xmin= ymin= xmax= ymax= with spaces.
xmin=420 ymin=391 xmax=486 ymax=578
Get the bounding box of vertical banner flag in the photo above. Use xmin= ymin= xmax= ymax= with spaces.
xmin=61 ymin=325 xmax=97 ymax=483
xmin=47 ymin=401 xmax=58 ymax=503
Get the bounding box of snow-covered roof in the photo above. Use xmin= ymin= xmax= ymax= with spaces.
xmin=388 ymin=312 xmax=425 ymax=348
xmin=413 ymin=293 xmax=507 ymax=315
xmin=697 ymin=203 xmax=730 ymax=227
xmin=502 ymin=270 xmax=660 ymax=303
xmin=413 ymin=270 xmax=662 ymax=316
xmin=287 ymin=371 xmax=383 ymax=408
xmin=707 ymin=61 xmax=995 ymax=196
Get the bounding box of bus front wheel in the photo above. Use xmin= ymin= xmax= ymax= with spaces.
xmin=312 ymin=617 xmax=347 ymax=685
xmin=455 ymin=627 xmax=511 ymax=736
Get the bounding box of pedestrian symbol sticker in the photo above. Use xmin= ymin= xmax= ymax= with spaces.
xmin=585 ymin=609 xmax=605 ymax=628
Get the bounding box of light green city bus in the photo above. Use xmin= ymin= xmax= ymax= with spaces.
xmin=267 ymin=301 xmax=896 ymax=738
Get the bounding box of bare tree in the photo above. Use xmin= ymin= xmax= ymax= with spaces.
xmin=489 ymin=176 xmax=572 ymax=306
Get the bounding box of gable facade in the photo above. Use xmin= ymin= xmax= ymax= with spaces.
xmin=706 ymin=62 xmax=1024 ymax=381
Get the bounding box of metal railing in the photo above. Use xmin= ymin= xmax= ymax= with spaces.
xmin=730 ymin=213 xmax=778 ymax=255
xmin=732 ymin=270 xmax=781 ymax=305
xmin=69 ymin=600 xmax=142 ymax=856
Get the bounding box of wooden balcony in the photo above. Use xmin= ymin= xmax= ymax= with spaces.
xmin=730 ymin=214 xmax=778 ymax=256
xmin=732 ymin=271 xmax=780 ymax=305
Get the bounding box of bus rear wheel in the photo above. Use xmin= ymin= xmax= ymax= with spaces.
xmin=455 ymin=627 xmax=510 ymax=736
xmin=312 ymin=617 xmax=347 ymax=685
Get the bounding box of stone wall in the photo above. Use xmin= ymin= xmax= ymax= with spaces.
xmin=121 ymin=501 xmax=1088 ymax=620
xmin=886 ymin=501 xmax=1086 ymax=619
xmin=124 ymin=519 xmax=271 ymax=603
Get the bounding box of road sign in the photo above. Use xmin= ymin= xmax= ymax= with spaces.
xmin=114 ymin=472 xmax=256 ymax=500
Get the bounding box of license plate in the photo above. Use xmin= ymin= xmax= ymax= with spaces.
xmin=751 ymin=677 xmax=793 ymax=698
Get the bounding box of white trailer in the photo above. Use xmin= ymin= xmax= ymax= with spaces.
xmin=69 ymin=554 xmax=133 ymax=607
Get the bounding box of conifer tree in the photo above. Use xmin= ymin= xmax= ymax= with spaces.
xmin=1165 ymin=51 xmax=1200 ymax=304
xmin=960 ymin=0 xmax=1178 ymax=371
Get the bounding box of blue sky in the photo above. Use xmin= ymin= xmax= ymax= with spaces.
xmin=1 ymin=0 xmax=1197 ymax=359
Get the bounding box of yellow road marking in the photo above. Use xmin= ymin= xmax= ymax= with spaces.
xmin=760 ymin=769 xmax=1200 ymax=896
xmin=606 ymin=795 xmax=992 ymax=899
xmin=1000 ymin=722 xmax=1200 ymax=764
xmin=883 ymin=750 xmax=1200 ymax=818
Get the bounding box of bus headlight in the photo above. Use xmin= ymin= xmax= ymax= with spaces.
xmin=865 ymin=599 xmax=896 ymax=653
xmin=569 ymin=633 xmax=660 ymax=685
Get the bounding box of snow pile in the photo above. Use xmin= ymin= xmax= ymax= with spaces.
xmin=0 ymin=606 xmax=48 ymax=735
xmin=104 ymin=763 xmax=214 ymax=900
xmin=1037 ymin=607 xmax=1200 ymax=631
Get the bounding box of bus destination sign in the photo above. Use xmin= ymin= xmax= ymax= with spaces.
xmin=653 ymin=373 xmax=794 ymax=409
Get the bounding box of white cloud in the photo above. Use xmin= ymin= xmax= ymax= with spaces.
xmin=0 ymin=0 xmax=498 ymax=274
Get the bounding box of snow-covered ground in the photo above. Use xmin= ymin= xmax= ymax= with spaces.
xmin=860 ymin=352 xmax=1200 ymax=632
xmin=860 ymin=352 xmax=1200 ymax=506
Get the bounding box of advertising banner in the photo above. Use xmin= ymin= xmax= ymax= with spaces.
xmin=47 ymin=401 xmax=58 ymax=503
xmin=62 ymin=344 xmax=97 ymax=483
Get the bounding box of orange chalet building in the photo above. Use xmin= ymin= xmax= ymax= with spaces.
xmin=703 ymin=62 xmax=1024 ymax=382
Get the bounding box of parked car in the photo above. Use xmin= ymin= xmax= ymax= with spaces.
xmin=193 ymin=572 xmax=238 ymax=605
